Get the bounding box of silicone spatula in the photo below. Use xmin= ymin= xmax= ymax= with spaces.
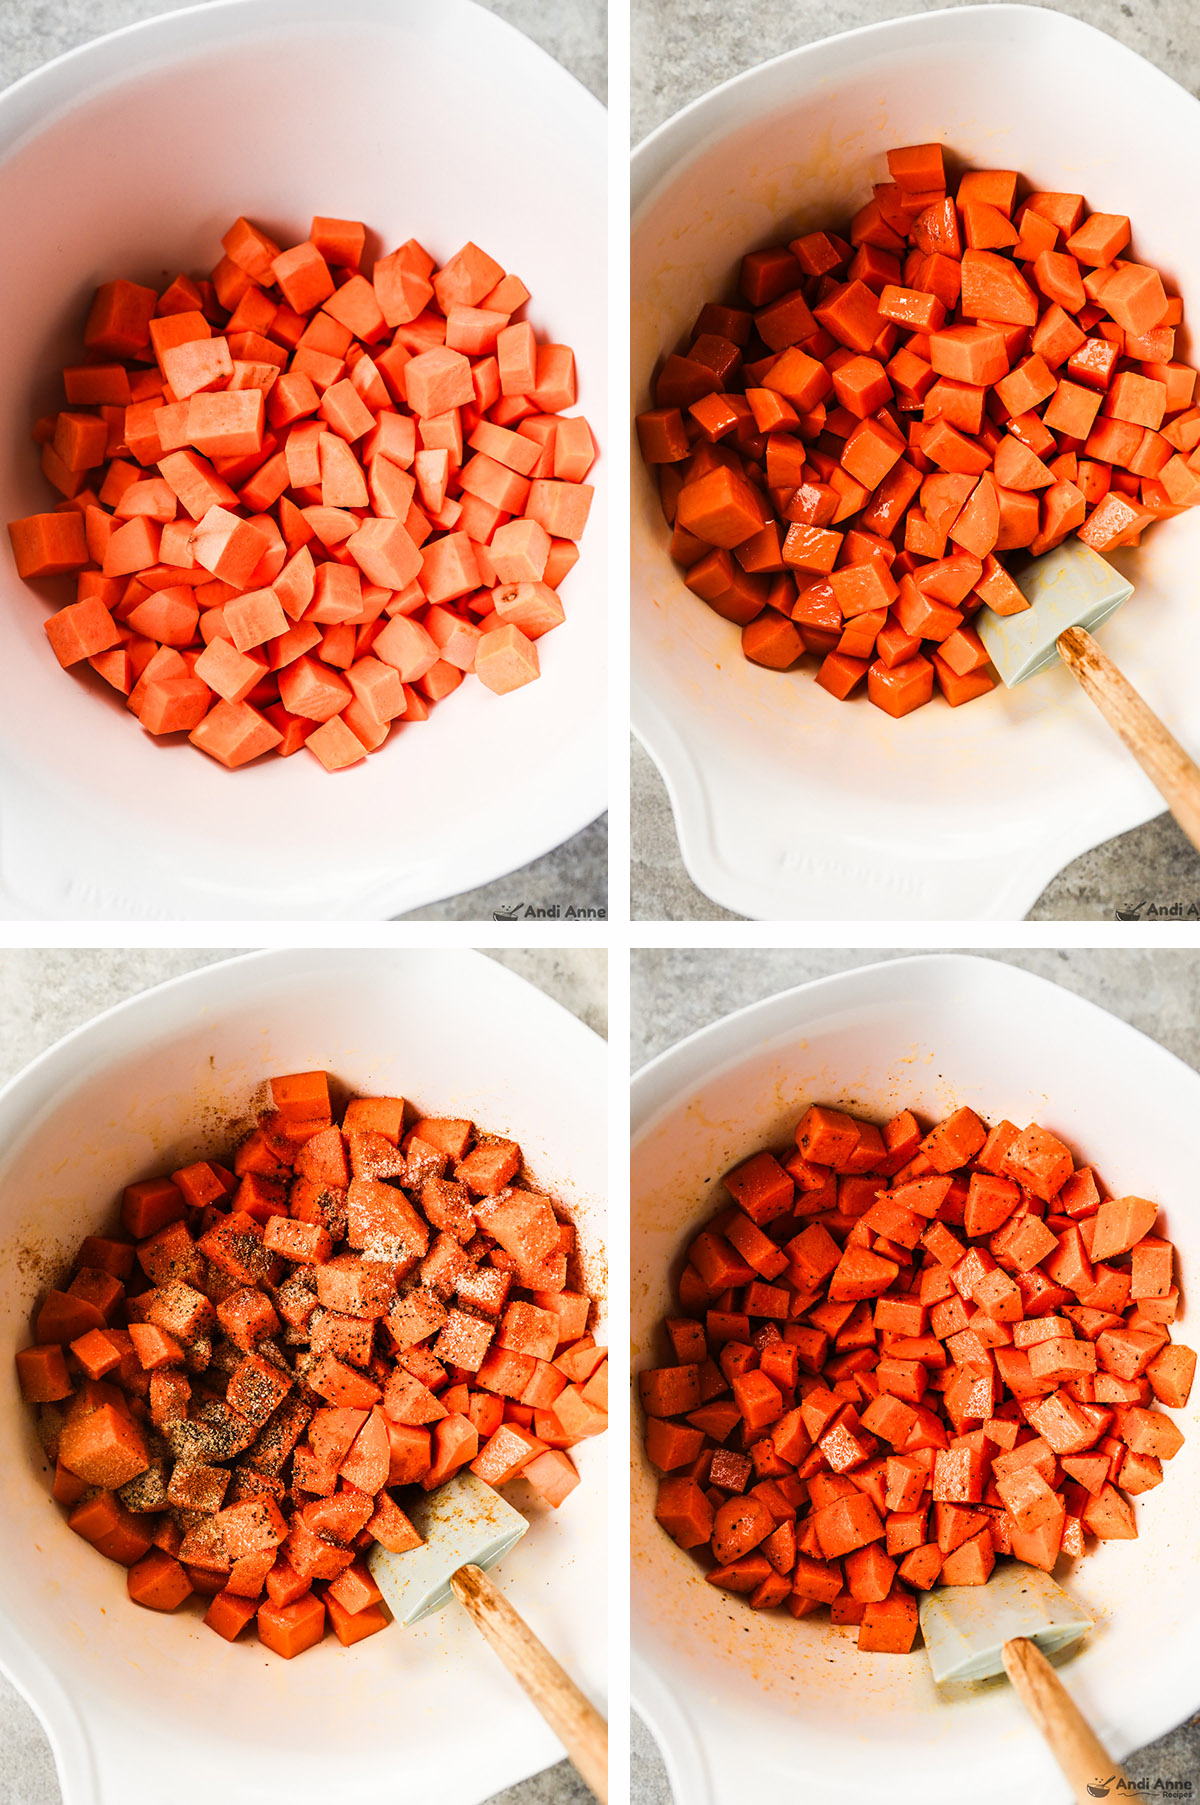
xmin=368 ymin=1471 xmax=608 ymax=1802
xmin=919 ymin=1562 xmax=1145 ymax=1805
xmin=974 ymin=539 xmax=1200 ymax=853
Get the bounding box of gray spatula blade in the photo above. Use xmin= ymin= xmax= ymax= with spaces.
xmin=368 ymin=1471 xmax=528 ymax=1626
xmin=977 ymin=539 xmax=1133 ymax=685
xmin=919 ymin=1562 xmax=1094 ymax=1684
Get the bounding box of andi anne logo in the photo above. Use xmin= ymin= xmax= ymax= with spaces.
xmin=1116 ymin=899 xmax=1200 ymax=921
xmin=1086 ymin=1779 xmax=1193 ymax=1798
xmin=492 ymin=902 xmax=606 ymax=921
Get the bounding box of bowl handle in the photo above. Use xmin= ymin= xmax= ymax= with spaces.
xmin=0 ymin=775 xmax=172 ymax=919
xmin=0 ymin=772 xmax=406 ymax=919
xmin=648 ymin=729 xmax=1077 ymax=920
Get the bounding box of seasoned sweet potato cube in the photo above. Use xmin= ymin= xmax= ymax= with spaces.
xmin=315 ymin=1255 xmax=395 ymax=1320
xmin=456 ymin=1139 xmax=521 ymax=1196
xmin=59 ymin=1402 xmax=149 ymax=1489
xmin=432 ymin=1308 xmax=495 ymax=1373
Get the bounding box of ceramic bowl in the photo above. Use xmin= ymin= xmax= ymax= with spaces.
xmin=0 ymin=947 xmax=607 ymax=1805
xmin=632 ymin=953 xmax=1199 ymax=1802
xmin=632 ymin=5 xmax=1200 ymax=917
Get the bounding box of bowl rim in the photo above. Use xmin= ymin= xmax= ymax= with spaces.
xmin=631 ymin=2 xmax=1123 ymax=177
xmin=0 ymin=0 xmax=606 ymax=148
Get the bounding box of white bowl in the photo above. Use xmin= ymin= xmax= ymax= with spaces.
xmin=0 ymin=947 xmax=607 ymax=1805
xmin=631 ymin=953 xmax=1200 ymax=1804
xmin=0 ymin=0 xmax=606 ymax=919
xmin=631 ymin=5 xmax=1200 ymax=919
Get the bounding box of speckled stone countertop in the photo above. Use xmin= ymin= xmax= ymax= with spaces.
xmin=630 ymin=0 xmax=1200 ymax=921
xmin=631 ymin=0 xmax=1200 ymax=143
xmin=630 ymin=945 xmax=1200 ymax=1800
xmin=0 ymin=946 xmax=606 ymax=1805
xmin=0 ymin=0 xmax=607 ymax=927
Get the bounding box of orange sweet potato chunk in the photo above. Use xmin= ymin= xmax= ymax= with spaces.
xmin=19 ymin=1068 xmax=602 ymax=1662
xmin=10 ymin=219 xmax=594 ymax=770
xmin=638 ymin=146 xmax=1197 ymax=717
xmin=641 ymin=1093 xmax=1187 ymax=1646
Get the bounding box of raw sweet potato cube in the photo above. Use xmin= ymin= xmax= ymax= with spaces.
xmin=367 ymin=1490 xmax=424 ymax=1553
xmin=270 ymin=1070 xmax=330 ymax=1120
xmin=16 ymin=1344 xmax=74 ymax=1401
xmin=550 ymin=1385 xmax=607 ymax=1442
xmin=471 ymin=1422 xmax=546 ymax=1485
xmin=523 ymin=1448 xmax=580 ymax=1507
xmin=456 ymin=1140 xmax=522 ymax=1196
xmin=1146 ymin=1343 xmax=1195 ymax=1409
xmin=256 ymin=1591 xmax=327 ymax=1658
xmin=315 ymin=1255 xmax=396 ymax=1320
xmin=69 ymin=1491 xmax=154 ymax=1566
xmin=59 ymin=1402 xmax=149 ymax=1490
xmin=812 ymin=1491 xmax=885 ymax=1559
xmin=1090 ymin=1196 xmax=1158 ymax=1260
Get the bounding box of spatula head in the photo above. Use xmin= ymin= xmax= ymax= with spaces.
xmin=919 ymin=1562 xmax=1094 ymax=1684
xmin=976 ymin=539 xmax=1134 ymax=685
xmin=367 ymin=1471 xmax=528 ymax=1626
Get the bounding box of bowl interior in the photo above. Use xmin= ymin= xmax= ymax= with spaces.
xmin=631 ymin=955 xmax=1199 ymax=1805
xmin=631 ymin=6 xmax=1200 ymax=916
xmin=0 ymin=949 xmax=607 ymax=1805
xmin=0 ymin=0 xmax=606 ymax=917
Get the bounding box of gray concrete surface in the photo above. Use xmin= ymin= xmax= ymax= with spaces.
xmin=631 ymin=945 xmax=1200 ymax=1070
xmin=631 ymin=0 xmax=1200 ymax=142
xmin=0 ymin=0 xmax=606 ymax=926
xmin=403 ymin=814 xmax=609 ymax=922
xmin=630 ymin=0 xmax=1200 ymax=921
xmin=0 ymin=946 xmax=606 ymax=1805
xmin=630 ymin=946 xmax=1200 ymax=1798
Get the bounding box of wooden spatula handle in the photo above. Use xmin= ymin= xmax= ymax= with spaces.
xmin=1002 ymin=1637 xmax=1144 ymax=1805
xmin=450 ymin=1563 xmax=608 ymax=1802
xmin=1058 ymin=626 xmax=1200 ymax=853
